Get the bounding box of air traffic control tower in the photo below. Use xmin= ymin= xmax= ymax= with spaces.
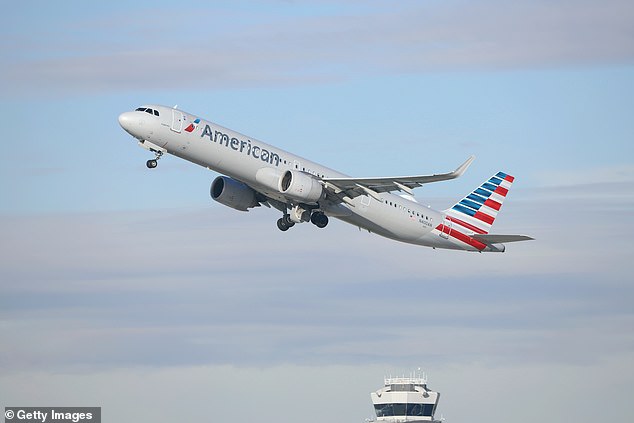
xmin=368 ymin=372 xmax=442 ymax=423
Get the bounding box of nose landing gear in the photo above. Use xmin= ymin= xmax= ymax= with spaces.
xmin=146 ymin=150 xmax=163 ymax=169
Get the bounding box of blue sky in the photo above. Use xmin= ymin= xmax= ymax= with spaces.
xmin=1 ymin=1 xmax=633 ymax=422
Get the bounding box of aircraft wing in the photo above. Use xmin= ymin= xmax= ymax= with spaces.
xmin=321 ymin=156 xmax=475 ymax=203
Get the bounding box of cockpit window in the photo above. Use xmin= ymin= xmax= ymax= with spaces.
xmin=135 ymin=107 xmax=159 ymax=117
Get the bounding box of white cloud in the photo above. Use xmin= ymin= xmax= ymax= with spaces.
xmin=1 ymin=184 xmax=632 ymax=373
xmin=2 ymin=0 xmax=633 ymax=95
xmin=535 ymin=163 xmax=634 ymax=187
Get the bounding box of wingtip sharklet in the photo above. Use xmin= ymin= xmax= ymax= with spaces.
xmin=453 ymin=155 xmax=475 ymax=178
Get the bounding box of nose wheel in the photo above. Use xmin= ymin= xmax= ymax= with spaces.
xmin=146 ymin=150 xmax=163 ymax=169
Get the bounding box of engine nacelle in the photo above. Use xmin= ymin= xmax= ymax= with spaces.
xmin=210 ymin=176 xmax=260 ymax=212
xmin=278 ymin=170 xmax=324 ymax=203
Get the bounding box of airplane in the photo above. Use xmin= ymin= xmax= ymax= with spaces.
xmin=118 ymin=105 xmax=533 ymax=252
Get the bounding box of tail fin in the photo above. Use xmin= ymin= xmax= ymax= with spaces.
xmin=444 ymin=172 xmax=515 ymax=235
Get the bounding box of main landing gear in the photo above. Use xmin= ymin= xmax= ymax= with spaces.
xmin=310 ymin=211 xmax=329 ymax=228
xmin=276 ymin=215 xmax=295 ymax=232
xmin=146 ymin=150 xmax=163 ymax=169
xmin=276 ymin=210 xmax=329 ymax=231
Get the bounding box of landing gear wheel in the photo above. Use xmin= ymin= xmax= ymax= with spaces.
xmin=277 ymin=218 xmax=290 ymax=231
xmin=277 ymin=215 xmax=295 ymax=231
xmin=146 ymin=149 xmax=163 ymax=169
xmin=317 ymin=215 xmax=328 ymax=228
xmin=283 ymin=214 xmax=295 ymax=227
xmin=310 ymin=212 xmax=329 ymax=228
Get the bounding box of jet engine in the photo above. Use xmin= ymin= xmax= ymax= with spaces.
xmin=210 ymin=176 xmax=260 ymax=211
xmin=278 ymin=170 xmax=324 ymax=203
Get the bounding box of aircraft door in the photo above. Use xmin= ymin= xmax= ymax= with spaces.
xmin=171 ymin=109 xmax=184 ymax=133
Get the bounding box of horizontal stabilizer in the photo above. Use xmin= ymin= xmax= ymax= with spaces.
xmin=473 ymin=234 xmax=534 ymax=244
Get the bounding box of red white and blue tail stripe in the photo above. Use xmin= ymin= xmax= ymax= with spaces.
xmin=444 ymin=171 xmax=515 ymax=235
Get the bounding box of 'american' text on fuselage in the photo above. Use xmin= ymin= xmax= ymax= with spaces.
xmin=201 ymin=124 xmax=281 ymax=166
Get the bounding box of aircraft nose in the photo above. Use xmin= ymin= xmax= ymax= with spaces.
xmin=118 ymin=111 xmax=144 ymax=138
xmin=118 ymin=112 xmax=134 ymax=130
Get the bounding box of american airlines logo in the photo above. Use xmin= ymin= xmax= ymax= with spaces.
xmin=184 ymin=118 xmax=201 ymax=133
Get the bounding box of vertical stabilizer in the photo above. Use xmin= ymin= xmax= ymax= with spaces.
xmin=444 ymin=172 xmax=515 ymax=234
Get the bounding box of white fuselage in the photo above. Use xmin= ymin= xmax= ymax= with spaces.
xmin=118 ymin=105 xmax=488 ymax=251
